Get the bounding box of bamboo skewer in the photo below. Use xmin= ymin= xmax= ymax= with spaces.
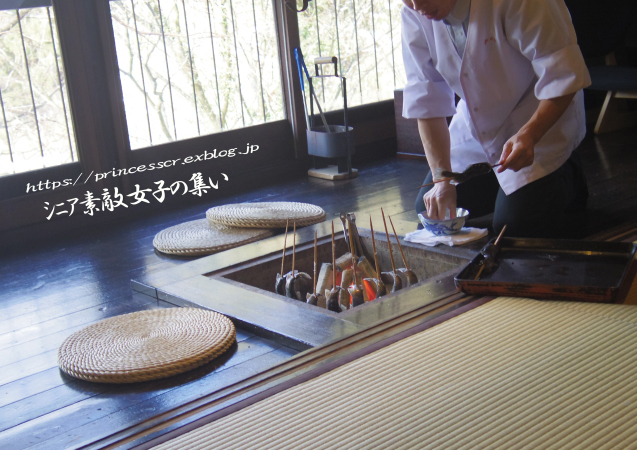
xmin=370 ymin=217 xmax=381 ymax=280
xmin=348 ymin=220 xmax=364 ymax=307
xmin=332 ymin=221 xmax=336 ymax=289
xmin=313 ymin=230 xmax=317 ymax=296
xmin=475 ymin=224 xmax=507 ymax=280
xmin=494 ymin=224 xmax=507 ymax=246
xmin=291 ymin=221 xmax=296 ymax=276
xmin=381 ymin=208 xmax=397 ymax=276
xmin=369 ymin=216 xmax=388 ymax=298
xmin=306 ymin=230 xmax=319 ymax=305
xmin=388 ymin=216 xmax=410 ymax=271
xmin=348 ymin=220 xmax=357 ymax=280
xmin=388 ymin=215 xmax=419 ymax=285
xmin=280 ymin=219 xmax=289 ymax=277
xmin=327 ymin=221 xmax=342 ymax=313
xmin=275 ymin=219 xmax=290 ymax=295
xmin=474 ymin=263 xmax=486 ymax=281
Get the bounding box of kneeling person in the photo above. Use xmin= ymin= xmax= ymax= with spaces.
xmin=402 ymin=0 xmax=590 ymax=238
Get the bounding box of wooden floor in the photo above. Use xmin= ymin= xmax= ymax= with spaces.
xmin=0 ymin=127 xmax=636 ymax=449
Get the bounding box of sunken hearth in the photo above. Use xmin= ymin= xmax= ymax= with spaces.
xmin=134 ymin=222 xmax=479 ymax=350
xmin=219 ymin=232 xmax=464 ymax=314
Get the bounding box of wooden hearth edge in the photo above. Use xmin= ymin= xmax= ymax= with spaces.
xmin=93 ymin=293 xmax=489 ymax=450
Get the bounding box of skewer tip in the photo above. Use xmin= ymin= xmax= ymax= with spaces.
xmin=389 ymin=215 xmax=410 ymax=271
xmin=495 ymin=224 xmax=507 ymax=246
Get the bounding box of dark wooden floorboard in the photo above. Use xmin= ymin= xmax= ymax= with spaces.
xmin=25 ymin=347 xmax=298 ymax=450
xmin=0 ymin=336 xmax=276 ymax=434
xmin=0 ymin=295 xmax=159 ymax=353
xmin=0 ymin=341 xmax=293 ymax=450
xmin=0 ymin=329 xmax=256 ymax=411
xmin=0 ymin=128 xmax=635 ymax=450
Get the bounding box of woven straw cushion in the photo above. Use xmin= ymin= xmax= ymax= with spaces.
xmin=153 ymin=219 xmax=273 ymax=256
xmin=206 ymin=202 xmax=326 ymax=228
xmin=58 ymin=308 xmax=236 ymax=383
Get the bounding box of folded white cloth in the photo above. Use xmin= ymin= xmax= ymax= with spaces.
xmin=404 ymin=227 xmax=488 ymax=247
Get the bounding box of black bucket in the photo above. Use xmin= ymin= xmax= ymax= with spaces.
xmin=307 ymin=125 xmax=355 ymax=159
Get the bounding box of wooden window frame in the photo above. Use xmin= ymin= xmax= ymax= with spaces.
xmin=0 ymin=0 xmax=397 ymax=246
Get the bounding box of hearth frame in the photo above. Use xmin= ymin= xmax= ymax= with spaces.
xmin=132 ymin=219 xmax=483 ymax=350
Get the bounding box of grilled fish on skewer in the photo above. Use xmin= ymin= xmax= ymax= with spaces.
xmin=339 ymin=269 xmax=353 ymax=310
xmin=327 ymin=221 xmax=342 ymax=313
xmin=363 ymin=277 xmax=386 ymax=299
xmin=275 ymin=219 xmax=290 ymax=295
xmin=381 ymin=271 xmax=403 ymax=291
xmin=398 ymin=268 xmax=418 ymax=286
xmin=327 ymin=288 xmax=342 ymax=312
xmin=285 ymin=222 xmax=312 ymax=300
xmin=306 ymin=291 xmax=319 ymax=306
xmin=369 ymin=216 xmax=387 ymax=298
xmin=388 ymin=215 xmax=418 ymax=286
xmin=475 ymin=225 xmax=507 ymax=280
xmin=381 ymin=208 xmax=402 ymax=292
xmin=350 ymin=281 xmax=365 ymax=307
xmin=285 ymin=221 xmax=298 ymax=299
xmin=288 ymin=272 xmax=312 ymax=300
xmin=348 ymin=220 xmax=364 ymax=308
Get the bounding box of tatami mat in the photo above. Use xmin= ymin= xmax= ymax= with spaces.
xmin=155 ymin=297 xmax=637 ymax=449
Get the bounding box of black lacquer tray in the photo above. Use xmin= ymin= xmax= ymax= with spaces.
xmin=455 ymin=238 xmax=637 ymax=302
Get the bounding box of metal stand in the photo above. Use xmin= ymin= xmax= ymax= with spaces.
xmin=307 ymin=57 xmax=357 ymax=180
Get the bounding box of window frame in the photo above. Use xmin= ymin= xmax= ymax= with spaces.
xmin=93 ymin=0 xmax=307 ymax=198
xmin=0 ymin=0 xmax=398 ymax=244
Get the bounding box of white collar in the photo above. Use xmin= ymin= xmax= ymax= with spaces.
xmin=443 ymin=0 xmax=471 ymax=26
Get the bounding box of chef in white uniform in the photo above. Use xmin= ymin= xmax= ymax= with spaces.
xmin=404 ymin=0 xmax=591 ymax=238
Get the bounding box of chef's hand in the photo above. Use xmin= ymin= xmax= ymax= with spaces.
xmin=423 ymin=180 xmax=457 ymax=220
xmin=497 ymin=93 xmax=577 ymax=173
xmin=497 ymin=130 xmax=535 ymax=173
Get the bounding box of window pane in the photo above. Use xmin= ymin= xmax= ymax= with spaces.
xmin=0 ymin=6 xmax=77 ymax=177
xmin=298 ymin=0 xmax=406 ymax=112
xmin=110 ymin=0 xmax=285 ymax=150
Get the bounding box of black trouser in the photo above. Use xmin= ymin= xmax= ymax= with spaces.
xmin=415 ymin=151 xmax=589 ymax=238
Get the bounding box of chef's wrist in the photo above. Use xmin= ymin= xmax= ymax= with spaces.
xmin=517 ymin=125 xmax=541 ymax=146
xmin=432 ymin=179 xmax=454 ymax=189
xmin=432 ymin=167 xmax=452 ymax=183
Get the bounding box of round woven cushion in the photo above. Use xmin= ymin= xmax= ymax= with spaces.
xmin=206 ymin=202 xmax=326 ymax=228
xmin=58 ymin=308 xmax=236 ymax=383
xmin=153 ymin=219 xmax=273 ymax=256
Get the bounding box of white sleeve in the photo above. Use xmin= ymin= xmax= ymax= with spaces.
xmin=503 ymin=0 xmax=591 ymax=100
xmin=401 ymin=7 xmax=456 ymax=119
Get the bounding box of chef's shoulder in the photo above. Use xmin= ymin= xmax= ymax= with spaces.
xmin=492 ymin=0 xmax=573 ymax=22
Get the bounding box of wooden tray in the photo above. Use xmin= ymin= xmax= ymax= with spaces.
xmin=455 ymin=238 xmax=637 ymax=302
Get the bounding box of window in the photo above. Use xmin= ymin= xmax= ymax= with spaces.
xmin=109 ymin=0 xmax=285 ymax=150
xmin=0 ymin=0 xmax=406 ymax=234
xmin=0 ymin=3 xmax=76 ymax=176
xmin=297 ymin=0 xmax=406 ymax=112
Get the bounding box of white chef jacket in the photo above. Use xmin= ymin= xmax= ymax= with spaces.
xmin=401 ymin=0 xmax=591 ymax=195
